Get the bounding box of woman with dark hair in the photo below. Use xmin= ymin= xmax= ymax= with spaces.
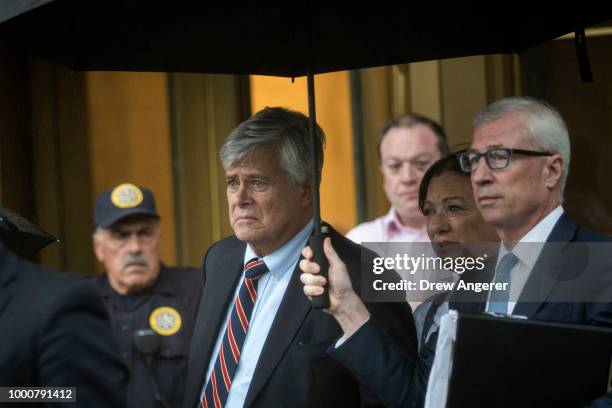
xmin=419 ymin=150 xmax=499 ymax=251
xmin=413 ymin=152 xmax=499 ymax=344
xmin=299 ymin=152 xmax=499 ymax=408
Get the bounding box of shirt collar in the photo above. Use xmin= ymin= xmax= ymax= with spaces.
xmin=498 ymin=206 xmax=564 ymax=269
xmin=244 ymin=218 xmax=314 ymax=280
xmin=383 ymin=207 xmax=426 ymax=235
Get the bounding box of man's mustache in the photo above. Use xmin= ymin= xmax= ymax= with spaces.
xmin=122 ymin=254 xmax=149 ymax=268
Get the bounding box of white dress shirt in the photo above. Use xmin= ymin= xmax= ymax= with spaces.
xmin=487 ymin=206 xmax=564 ymax=314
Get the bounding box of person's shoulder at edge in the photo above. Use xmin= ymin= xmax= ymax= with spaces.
xmin=6 ymin=248 xmax=112 ymax=333
xmin=5 ymin=249 xmax=129 ymax=407
xmin=14 ymin=251 xmax=102 ymax=307
xmin=42 ymin=277 xmax=128 ymax=408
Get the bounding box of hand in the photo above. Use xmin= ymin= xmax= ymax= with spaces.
xmin=300 ymin=237 xmax=370 ymax=337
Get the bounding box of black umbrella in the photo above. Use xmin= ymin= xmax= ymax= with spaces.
xmin=1 ymin=1 xmax=610 ymax=306
xmin=1 ymin=2 xmax=610 ymax=76
xmin=0 ymin=204 xmax=58 ymax=258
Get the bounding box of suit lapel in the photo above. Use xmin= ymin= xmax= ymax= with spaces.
xmin=243 ymin=260 xmax=312 ymax=407
xmin=184 ymin=240 xmax=245 ymax=408
xmin=450 ymin=214 xmax=580 ymax=318
xmin=513 ymin=214 xmax=577 ymax=317
xmin=513 ymin=246 xmax=568 ymax=317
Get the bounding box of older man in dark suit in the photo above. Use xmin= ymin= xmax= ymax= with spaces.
xmin=182 ymin=107 xmax=417 ymax=408
xmin=454 ymin=97 xmax=612 ymax=325
xmin=301 ymin=97 xmax=612 ymax=407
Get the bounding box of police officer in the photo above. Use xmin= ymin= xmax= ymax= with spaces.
xmin=92 ymin=183 xmax=201 ymax=408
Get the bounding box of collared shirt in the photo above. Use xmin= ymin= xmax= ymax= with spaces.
xmin=487 ymin=206 xmax=564 ymax=314
xmin=347 ymin=207 xmax=433 ymax=314
xmin=346 ymin=207 xmax=430 ymax=244
xmin=202 ymin=219 xmax=314 ymax=408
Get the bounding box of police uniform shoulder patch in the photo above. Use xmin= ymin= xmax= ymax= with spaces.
xmin=149 ymin=306 xmax=182 ymax=336
xmin=111 ymin=183 xmax=144 ymax=208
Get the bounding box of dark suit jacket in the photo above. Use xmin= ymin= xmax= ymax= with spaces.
xmin=183 ymin=223 xmax=417 ymax=408
xmin=450 ymin=213 xmax=612 ymax=323
xmin=330 ymin=213 xmax=612 ymax=408
xmin=0 ymin=243 xmax=128 ymax=407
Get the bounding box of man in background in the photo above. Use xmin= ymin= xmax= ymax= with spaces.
xmin=347 ymin=114 xmax=451 ymax=319
xmin=93 ymin=183 xmax=201 ymax=408
xmin=346 ymin=114 xmax=449 ymax=243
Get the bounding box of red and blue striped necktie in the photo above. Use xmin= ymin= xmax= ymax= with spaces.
xmin=201 ymin=258 xmax=269 ymax=408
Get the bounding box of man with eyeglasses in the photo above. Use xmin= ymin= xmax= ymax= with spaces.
xmin=299 ymin=97 xmax=612 ymax=407
xmin=455 ymin=96 xmax=612 ymax=406
xmin=93 ymin=183 xmax=201 ymax=408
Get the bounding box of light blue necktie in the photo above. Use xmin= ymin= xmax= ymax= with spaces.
xmin=487 ymin=252 xmax=519 ymax=314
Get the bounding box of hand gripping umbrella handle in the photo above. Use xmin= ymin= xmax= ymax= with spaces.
xmin=310 ymin=232 xmax=330 ymax=309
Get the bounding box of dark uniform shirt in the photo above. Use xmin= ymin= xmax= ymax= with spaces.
xmin=95 ymin=265 xmax=201 ymax=408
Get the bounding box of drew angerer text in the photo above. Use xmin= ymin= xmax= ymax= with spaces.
xmin=371 ymin=253 xmax=498 ymax=293
xmin=372 ymin=279 xmax=508 ymax=293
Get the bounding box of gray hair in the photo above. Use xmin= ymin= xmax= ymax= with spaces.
xmin=220 ymin=107 xmax=325 ymax=186
xmin=474 ymin=96 xmax=571 ymax=198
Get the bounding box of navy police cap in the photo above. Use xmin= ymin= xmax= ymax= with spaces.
xmin=94 ymin=183 xmax=159 ymax=228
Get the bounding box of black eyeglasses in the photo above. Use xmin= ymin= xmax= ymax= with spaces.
xmin=458 ymin=148 xmax=553 ymax=173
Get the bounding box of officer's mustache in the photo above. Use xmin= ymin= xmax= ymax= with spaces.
xmin=123 ymin=254 xmax=149 ymax=268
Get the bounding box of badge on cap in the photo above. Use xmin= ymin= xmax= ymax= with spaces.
xmin=149 ymin=306 xmax=182 ymax=336
xmin=111 ymin=183 xmax=144 ymax=208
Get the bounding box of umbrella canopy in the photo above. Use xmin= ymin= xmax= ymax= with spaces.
xmin=0 ymin=1 xmax=610 ymax=77
xmin=1 ymin=1 xmax=609 ymax=306
xmin=0 ymin=204 xmax=58 ymax=257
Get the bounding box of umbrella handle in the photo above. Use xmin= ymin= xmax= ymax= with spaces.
xmin=310 ymin=233 xmax=330 ymax=309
